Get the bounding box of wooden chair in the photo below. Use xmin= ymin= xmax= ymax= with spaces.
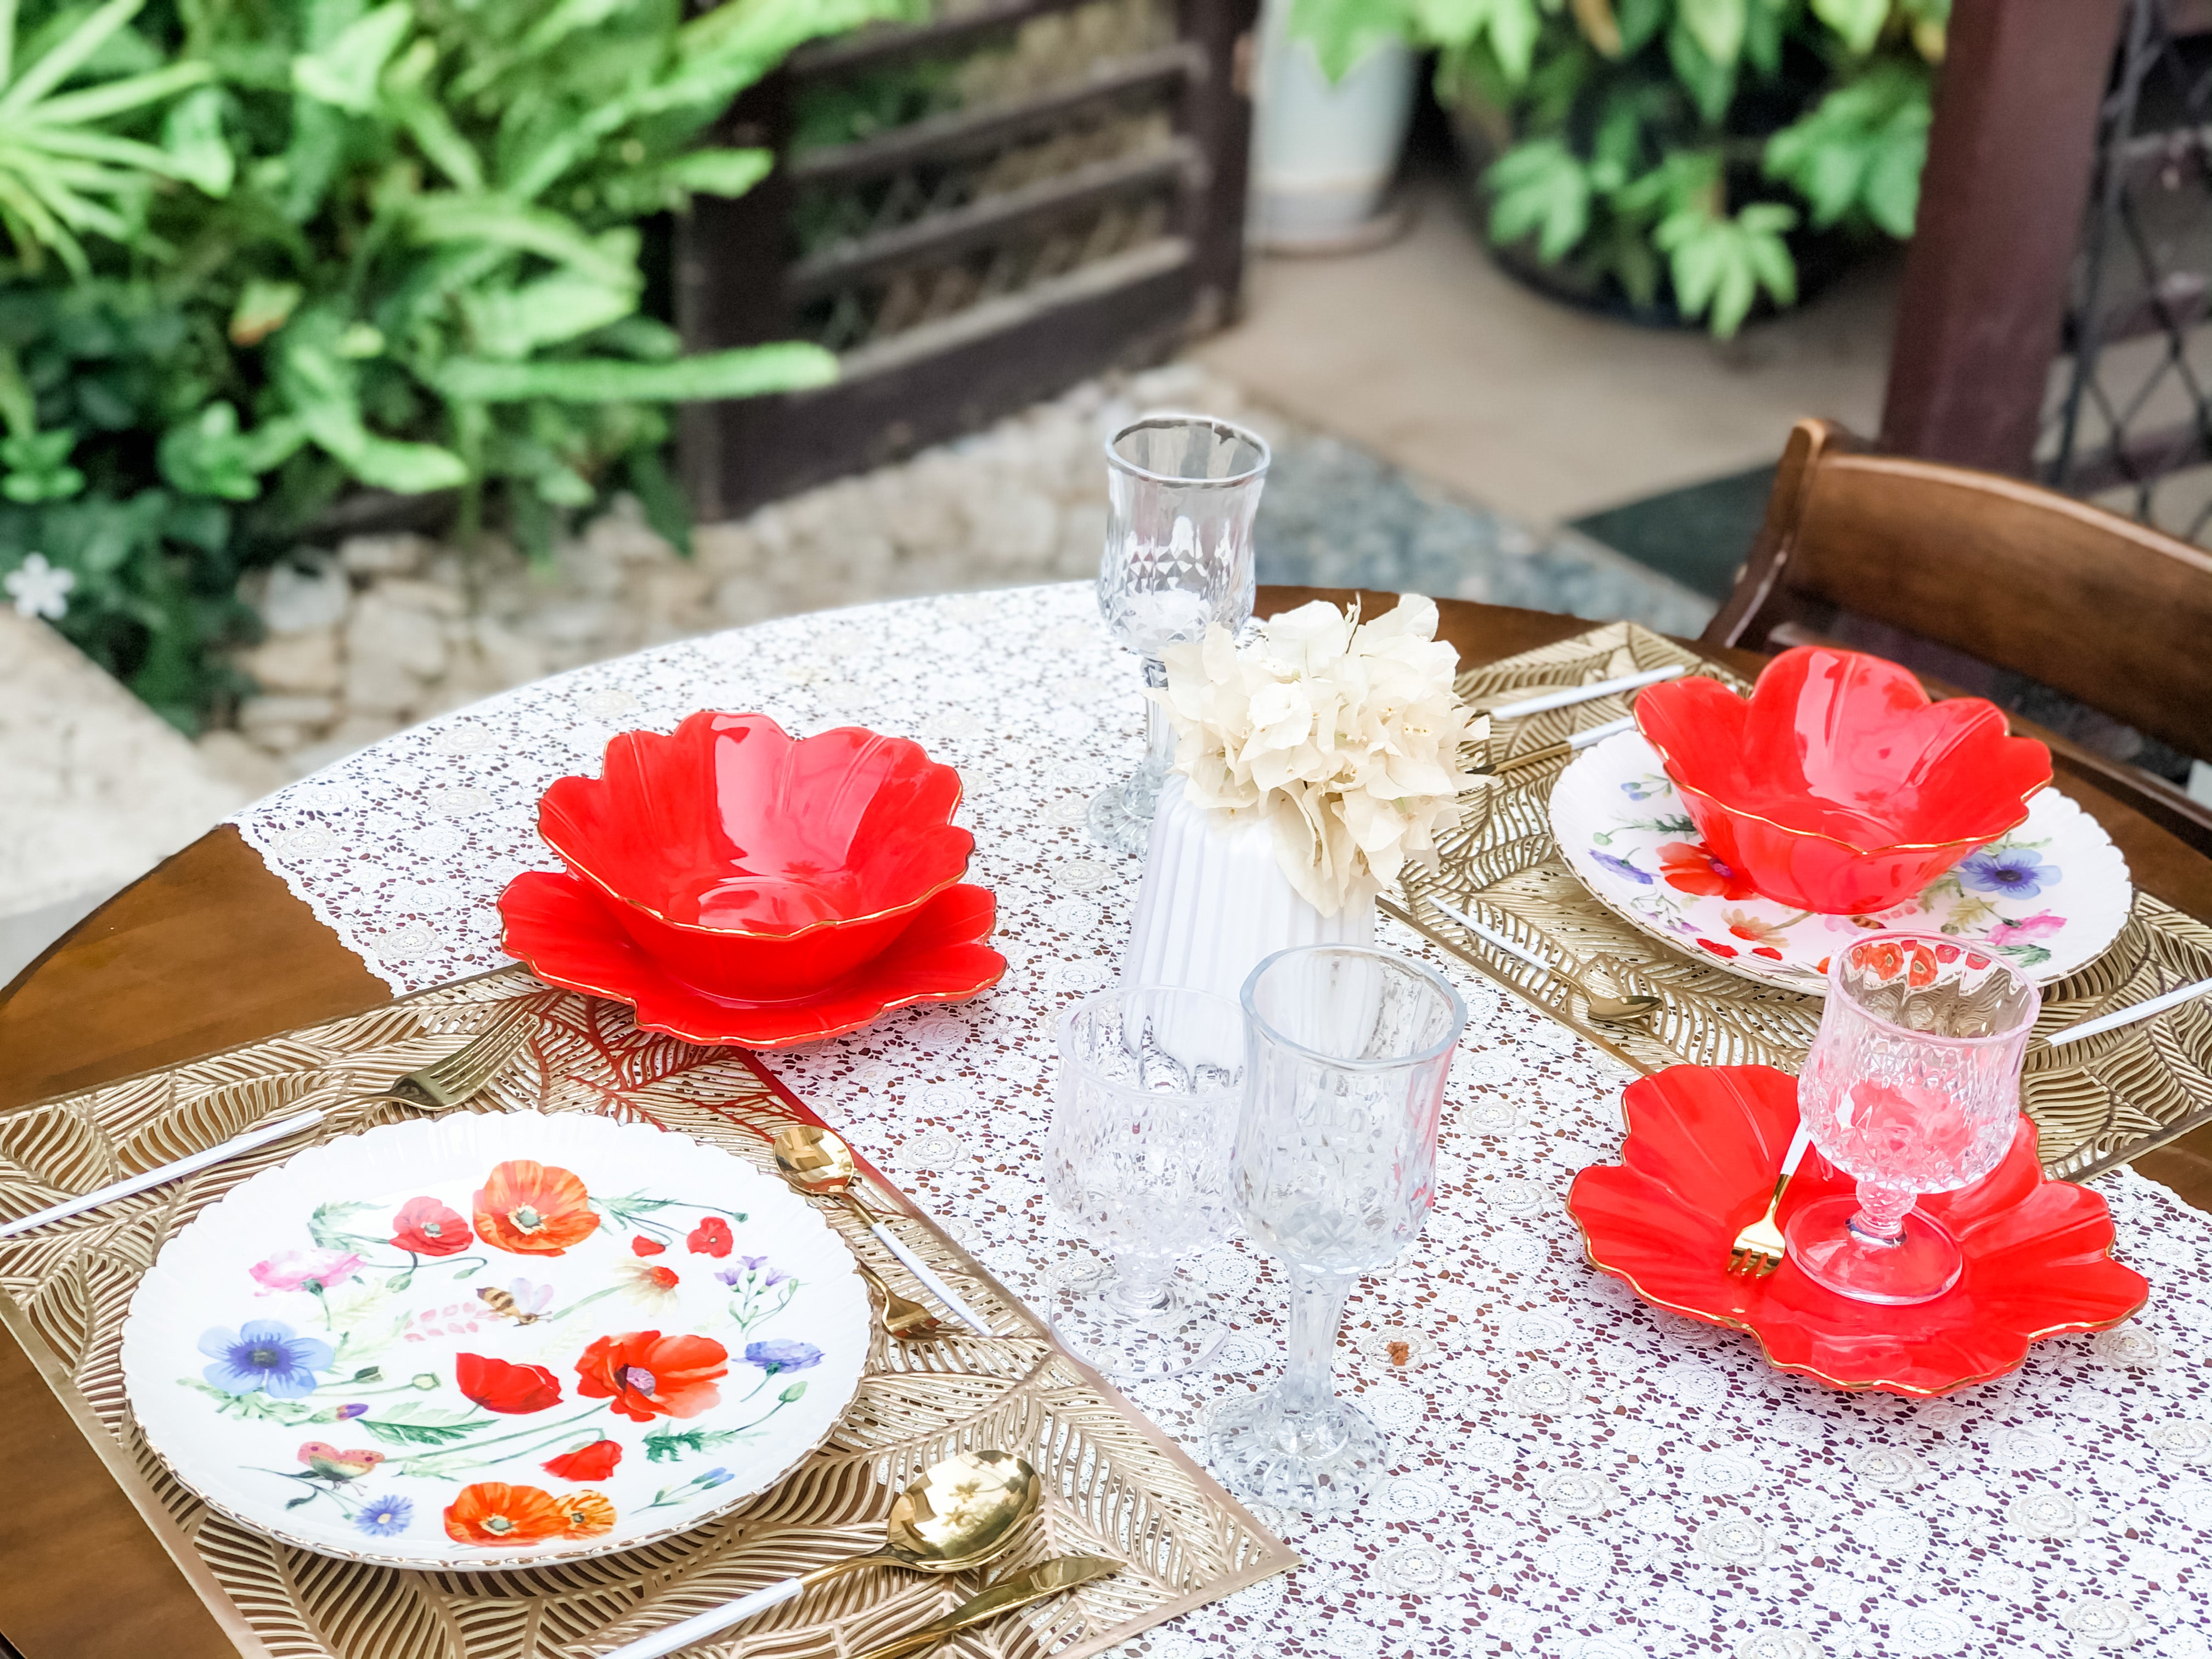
xmin=1705 ymin=417 xmax=2212 ymax=858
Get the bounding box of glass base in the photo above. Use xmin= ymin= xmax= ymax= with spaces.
xmin=1785 ymin=1193 xmax=1963 ymax=1305
xmin=1048 ymin=1271 xmax=1224 ymax=1379
xmin=1203 ymin=1388 xmax=1386 ymax=1516
xmin=1085 ymin=782 xmax=1154 ymax=857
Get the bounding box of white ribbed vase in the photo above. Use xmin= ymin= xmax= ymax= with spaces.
xmin=1121 ymin=774 xmax=1375 ymax=1009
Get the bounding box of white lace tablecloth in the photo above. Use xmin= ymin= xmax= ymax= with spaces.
xmin=234 ymin=582 xmax=2212 ymax=1659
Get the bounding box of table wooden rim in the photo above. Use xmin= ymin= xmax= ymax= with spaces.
xmin=4 ymin=586 xmax=2210 ymax=1658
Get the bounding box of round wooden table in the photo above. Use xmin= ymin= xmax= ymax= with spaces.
xmin=5 ymin=588 xmax=2211 ymax=1659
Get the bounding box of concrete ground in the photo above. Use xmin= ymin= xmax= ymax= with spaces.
xmin=0 ymin=611 xmax=256 ymax=987
xmin=1195 ymin=176 xmax=1901 ymax=528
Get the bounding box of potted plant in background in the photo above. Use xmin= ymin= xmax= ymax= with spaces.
xmin=1289 ymin=0 xmax=1945 ymax=335
xmin=1251 ymin=0 xmax=1420 ymax=252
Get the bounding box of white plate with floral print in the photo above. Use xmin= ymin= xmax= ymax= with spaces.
xmin=1547 ymin=731 xmax=2133 ymax=995
xmin=120 ymin=1110 xmax=870 ymax=1568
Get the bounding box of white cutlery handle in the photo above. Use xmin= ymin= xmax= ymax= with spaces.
xmin=0 ymin=1108 xmax=329 ymax=1240
xmin=1565 ymin=714 xmax=1637 ymax=751
xmin=1426 ymin=895 xmax=1556 ymax=979
xmin=598 ymin=1575 xmax=805 ymax=1659
xmin=1780 ymin=1118 xmax=1814 ymax=1180
xmin=1486 ymin=663 xmax=1685 ymax=720
xmin=871 ymin=1221 xmax=993 ymax=1334
xmin=2044 ymin=976 xmax=2212 ymax=1048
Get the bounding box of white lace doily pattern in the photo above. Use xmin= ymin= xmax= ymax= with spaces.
xmin=234 ymin=583 xmax=2212 ymax=1659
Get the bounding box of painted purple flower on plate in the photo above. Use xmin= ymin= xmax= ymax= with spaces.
xmin=717 ymin=1255 xmax=790 ymax=1288
xmin=742 ymin=1339 xmax=822 ymax=1376
xmin=1960 ymin=848 xmax=2061 ymax=901
xmin=355 ymin=1494 xmax=414 ymax=1536
xmin=1590 ymin=849 xmax=1651 ymax=885
xmin=199 ymin=1319 xmax=335 ymax=1397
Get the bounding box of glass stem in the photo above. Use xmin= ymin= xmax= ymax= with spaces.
xmin=1279 ymin=1266 xmax=1355 ymax=1421
xmin=1849 ymin=1181 xmax=1916 ymax=1246
xmin=1104 ymin=1251 xmax=1173 ymax=1317
xmin=1122 ymin=657 xmax=1175 ymax=815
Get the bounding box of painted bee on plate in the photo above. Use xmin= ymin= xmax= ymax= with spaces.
xmin=476 ymin=1279 xmax=554 ymax=1324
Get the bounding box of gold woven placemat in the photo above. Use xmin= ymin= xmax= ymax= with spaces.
xmin=1390 ymin=620 xmax=2212 ymax=1182
xmin=0 ymin=973 xmax=1294 ymax=1659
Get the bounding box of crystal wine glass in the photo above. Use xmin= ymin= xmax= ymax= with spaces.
xmin=1088 ymin=413 xmax=1269 ymax=856
xmin=1207 ymin=944 xmax=1465 ymax=1515
xmin=1784 ymin=932 xmax=2039 ymax=1305
xmin=1045 ymin=986 xmax=1245 ymax=1378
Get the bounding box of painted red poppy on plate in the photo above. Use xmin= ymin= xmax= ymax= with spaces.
xmin=1567 ymin=1064 xmax=2148 ymax=1396
xmin=455 ymin=1351 xmax=562 ymax=1415
xmin=556 ymin=1491 xmax=616 ymax=1539
xmin=1658 ymin=840 xmax=1760 ymax=901
xmin=474 ymin=1159 xmax=600 ymax=1256
xmin=687 ymin=1217 xmax=733 ymax=1257
xmin=542 ymin=1438 xmax=623 ymax=1481
xmin=574 ymin=1330 xmax=729 ymax=1421
xmin=444 ymin=1481 xmax=568 ymax=1544
xmin=390 ymin=1196 xmax=472 ymax=1257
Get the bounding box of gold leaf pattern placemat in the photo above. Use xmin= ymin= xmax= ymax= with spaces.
xmin=1393 ymin=621 xmax=2212 ymax=1181
xmin=0 ymin=974 xmax=1294 ymax=1659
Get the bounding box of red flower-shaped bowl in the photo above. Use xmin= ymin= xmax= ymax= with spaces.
xmin=499 ymin=870 xmax=1005 ymax=1047
xmin=537 ymin=712 xmax=973 ymax=1000
xmin=1633 ymin=647 xmax=2051 ymax=915
xmin=1567 ymin=1064 xmax=2147 ymax=1396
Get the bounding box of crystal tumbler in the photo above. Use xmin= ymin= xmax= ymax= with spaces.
xmin=1088 ymin=413 xmax=1268 ymax=856
xmin=1785 ymin=932 xmax=2039 ymax=1305
xmin=1045 ymin=986 xmax=1244 ymax=1378
xmin=1207 ymin=945 xmax=1465 ymax=1514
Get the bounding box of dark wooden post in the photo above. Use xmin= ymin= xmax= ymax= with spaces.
xmin=1175 ymin=0 xmax=1261 ymax=330
xmin=1877 ymin=0 xmax=2126 ymax=474
xmin=676 ymin=71 xmax=792 ymax=524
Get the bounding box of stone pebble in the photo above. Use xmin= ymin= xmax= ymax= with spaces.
xmin=222 ymin=362 xmax=1711 ymax=782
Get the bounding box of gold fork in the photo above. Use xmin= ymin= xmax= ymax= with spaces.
xmin=353 ymin=1001 xmax=541 ymax=1116
xmin=852 ymin=1261 xmax=947 ymax=1342
xmin=1726 ymin=1120 xmax=1814 ymax=1278
xmin=0 ymin=1000 xmax=541 ymax=1239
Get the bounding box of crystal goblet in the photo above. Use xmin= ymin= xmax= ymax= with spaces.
xmin=1785 ymin=932 xmax=2039 ymax=1305
xmin=1206 ymin=945 xmax=1465 ymax=1515
xmin=1088 ymin=413 xmax=1268 ymax=856
xmin=1044 ymin=986 xmax=1244 ymax=1378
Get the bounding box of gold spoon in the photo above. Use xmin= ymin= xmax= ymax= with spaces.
xmin=773 ymin=1124 xmax=994 ymax=1333
xmin=598 ymin=1450 xmax=1042 ymax=1659
xmin=774 ymin=1121 xmax=895 ymax=1228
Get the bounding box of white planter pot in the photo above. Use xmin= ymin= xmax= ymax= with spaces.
xmin=1121 ymin=775 xmax=1375 ymax=1038
xmin=1250 ymin=0 xmax=1417 ymax=252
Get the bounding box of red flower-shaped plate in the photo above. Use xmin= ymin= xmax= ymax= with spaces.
xmin=499 ymin=870 xmax=1004 ymax=1048
xmin=1567 ymin=1065 xmax=2148 ymax=1396
xmin=1633 ymin=646 xmax=2052 ymax=915
xmin=538 ymin=712 xmax=973 ymax=1000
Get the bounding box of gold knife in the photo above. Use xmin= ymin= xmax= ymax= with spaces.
xmin=847 ymin=1555 xmax=1122 ymax=1659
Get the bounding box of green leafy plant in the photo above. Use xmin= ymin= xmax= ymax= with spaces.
xmin=0 ymin=0 xmax=219 ymax=275
xmin=0 ymin=0 xmax=913 ymax=731
xmin=1291 ymin=0 xmax=1945 ymax=336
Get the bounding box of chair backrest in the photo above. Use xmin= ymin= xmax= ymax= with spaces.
xmin=1708 ymin=418 xmax=2212 ymax=763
